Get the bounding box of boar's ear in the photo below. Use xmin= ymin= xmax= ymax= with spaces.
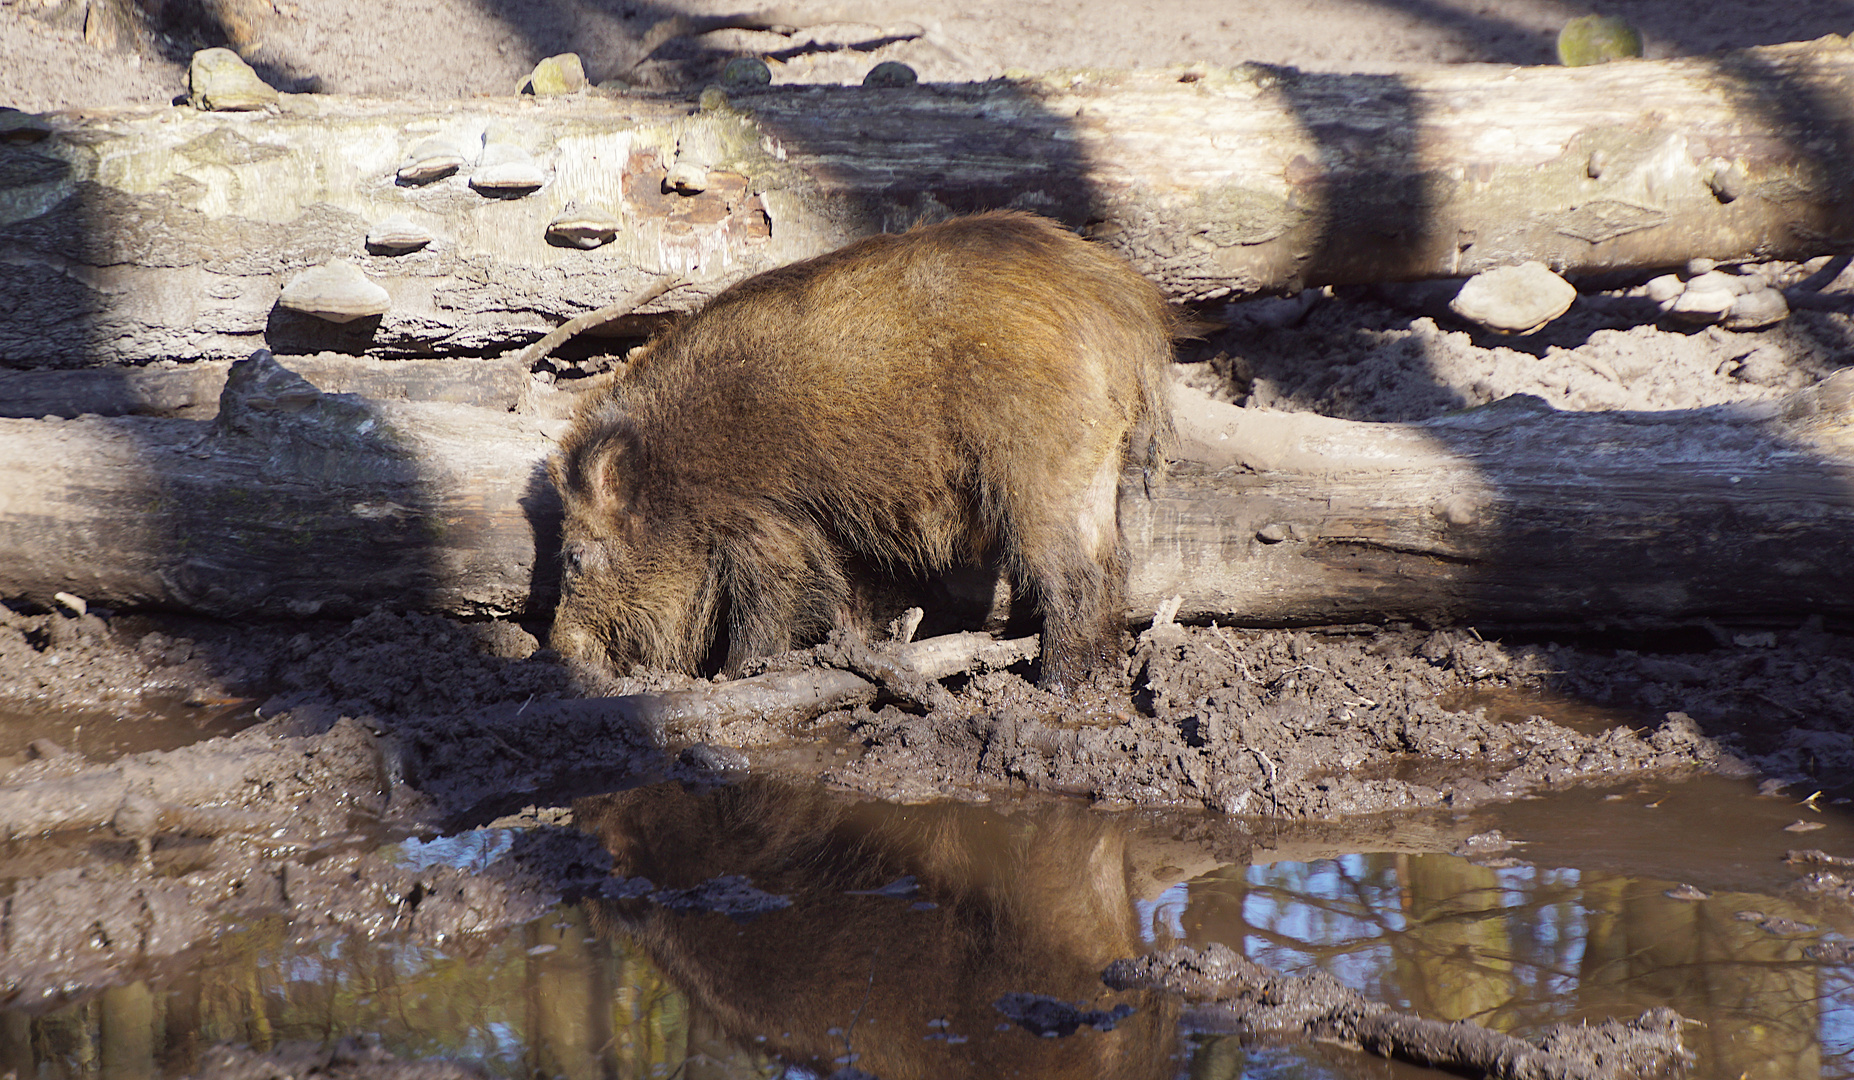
xmin=550 ymin=403 xmax=642 ymax=519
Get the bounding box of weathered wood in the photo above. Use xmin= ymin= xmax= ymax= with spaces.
xmin=0 ymin=356 xmax=562 ymax=620
xmin=1135 ymin=375 xmax=1854 ymax=629
xmin=1 ymin=355 xmax=1851 ymax=630
xmin=7 ymin=38 xmax=1854 ymax=367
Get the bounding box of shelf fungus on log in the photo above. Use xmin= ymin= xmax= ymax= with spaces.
xmin=277 ymin=261 xmax=390 ymax=323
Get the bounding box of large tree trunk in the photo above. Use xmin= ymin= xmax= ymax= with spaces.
xmin=3 ymin=355 xmax=1850 ymax=630
xmin=6 ymin=38 xmax=1854 ymax=367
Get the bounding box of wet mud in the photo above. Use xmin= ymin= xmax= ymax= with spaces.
xmin=4 ymin=590 xmax=1853 ymax=1044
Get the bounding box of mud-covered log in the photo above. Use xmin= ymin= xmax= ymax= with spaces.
xmin=1 ymin=355 xmax=1851 ymax=630
xmin=8 ymin=37 xmax=1854 ymax=366
xmin=1106 ymin=944 xmax=1691 ymax=1080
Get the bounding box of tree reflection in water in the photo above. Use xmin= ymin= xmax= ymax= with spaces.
xmin=1185 ymin=853 xmax=1853 ymax=1080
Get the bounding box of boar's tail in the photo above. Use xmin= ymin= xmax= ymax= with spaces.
xmin=1125 ymin=294 xmax=1189 ymax=480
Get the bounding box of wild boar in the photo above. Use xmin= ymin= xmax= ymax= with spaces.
xmin=549 ymin=210 xmax=1176 ymax=691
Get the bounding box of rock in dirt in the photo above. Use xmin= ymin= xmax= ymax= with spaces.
xmin=864 ymin=61 xmax=920 ymax=87
xmin=187 ymin=48 xmax=279 ymax=111
xmin=720 ymin=56 xmax=772 ymax=88
xmin=1557 ymin=14 xmax=1642 ymax=66
xmin=1449 ymin=262 xmax=1576 ymax=333
xmin=523 ymin=52 xmax=585 ymax=96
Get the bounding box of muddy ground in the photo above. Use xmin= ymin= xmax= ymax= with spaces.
xmin=8 ymin=278 xmax=1854 ymax=1016
xmin=7 ymin=0 xmax=1854 ymax=1074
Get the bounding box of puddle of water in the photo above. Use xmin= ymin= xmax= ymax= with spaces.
xmin=3 ymin=776 xmax=1850 ymax=1080
xmin=2 ymin=907 xmax=705 ymax=1080
xmin=0 ymin=697 xmax=260 ymax=763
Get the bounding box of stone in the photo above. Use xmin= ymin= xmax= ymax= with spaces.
xmin=187 ymin=47 xmax=279 ymax=112
xmin=277 ymin=260 xmax=390 ymax=323
xmin=1685 ymin=270 xmax=1755 ymax=297
xmin=1449 ymin=262 xmax=1577 ymax=334
xmin=1723 ymin=287 xmax=1791 ymax=330
xmin=664 ymin=161 xmax=708 ymax=193
xmin=1733 ymin=346 xmax=1790 ymax=385
xmin=525 ymin=53 xmax=587 ymax=96
xmin=719 ymin=57 xmax=772 ymax=88
xmin=365 ymin=216 xmax=434 ymax=255
xmin=1556 ymin=15 xmax=1642 ymax=67
xmin=545 ymin=204 xmax=621 ymax=249
xmin=863 ymin=61 xmax=919 ymax=88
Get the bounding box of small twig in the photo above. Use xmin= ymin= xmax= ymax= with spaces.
xmin=1250 ymin=747 xmax=1279 ymax=819
xmin=823 ymin=629 xmax=958 ymax=713
xmin=838 ymin=943 xmax=881 ymax=1068
xmin=515 ymin=275 xmax=687 ymax=371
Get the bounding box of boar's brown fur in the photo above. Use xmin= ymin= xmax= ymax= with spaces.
xmin=548 ymin=210 xmax=1176 ymax=691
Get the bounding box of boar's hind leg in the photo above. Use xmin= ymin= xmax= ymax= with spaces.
xmin=1010 ymin=451 xmax=1128 ymax=694
xmin=1021 ymin=540 xmax=1126 ymax=694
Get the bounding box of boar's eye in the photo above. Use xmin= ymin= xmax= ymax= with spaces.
xmin=561 ymin=539 xmax=603 ymax=577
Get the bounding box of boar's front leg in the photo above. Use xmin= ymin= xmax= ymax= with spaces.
xmin=717 ymin=517 xmax=856 ymax=675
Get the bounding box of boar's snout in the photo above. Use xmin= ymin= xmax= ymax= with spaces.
xmin=548 ymin=618 xmax=600 ymax=664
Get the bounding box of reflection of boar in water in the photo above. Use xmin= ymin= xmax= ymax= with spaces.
xmin=548 ymin=210 xmax=1177 ymax=691
xmin=577 ymin=779 xmax=1176 ymax=1080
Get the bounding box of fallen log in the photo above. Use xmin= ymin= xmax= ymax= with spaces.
xmin=7 ymin=38 xmax=1854 ymax=366
xmin=0 ymin=354 xmax=535 ymax=420
xmin=1 ymin=353 xmax=1851 ymax=629
xmin=1105 ymin=944 xmax=1692 ymax=1080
